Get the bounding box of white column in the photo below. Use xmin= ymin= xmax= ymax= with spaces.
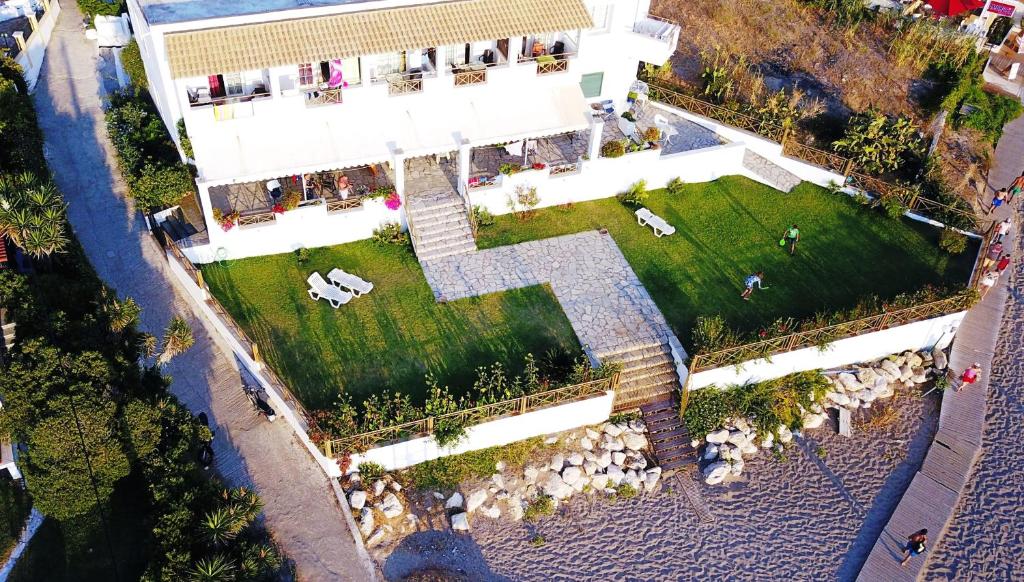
xmin=13 ymin=32 xmax=29 ymax=68
xmin=508 ymin=36 xmax=524 ymax=66
xmin=197 ymin=181 xmax=225 ymax=256
xmin=458 ymin=138 xmax=471 ymax=196
xmin=588 ymin=117 xmax=604 ymax=161
xmin=392 ymin=150 xmax=408 ymax=231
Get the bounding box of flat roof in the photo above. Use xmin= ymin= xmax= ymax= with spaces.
xmin=137 ymin=0 xmax=377 ymax=26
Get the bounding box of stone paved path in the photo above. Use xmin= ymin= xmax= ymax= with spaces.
xmin=422 ymin=231 xmax=678 ymax=357
xmin=30 ymin=4 xmax=375 ymax=581
xmin=742 ymin=149 xmax=802 ymax=193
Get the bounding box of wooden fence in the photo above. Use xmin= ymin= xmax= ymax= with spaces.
xmin=322 ymin=373 xmax=619 ymax=457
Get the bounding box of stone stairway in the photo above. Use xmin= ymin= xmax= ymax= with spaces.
xmin=742 ymin=149 xmax=801 ymax=193
xmin=600 ymin=339 xmax=680 ymax=412
xmin=407 ymin=191 xmax=476 ymax=262
xmin=640 ymin=398 xmax=697 ymax=475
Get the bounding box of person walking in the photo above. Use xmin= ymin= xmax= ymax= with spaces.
xmin=988 ymin=189 xmax=1007 ymax=214
xmin=1009 ymin=172 xmax=1024 ymax=203
xmin=979 ymin=270 xmax=999 ymax=300
xmin=995 ymin=218 xmax=1012 ymax=243
xmin=781 ymin=224 xmax=800 ymax=256
xmin=955 ymin=363 xmax=982 ymax=392
xmin=901 ymin=529 xmax=929 ymax=567
xmin=997 ymin=254 xmax=1012 ymax=276
xmin=741 ymin=271 xmax=767 ymax=301
xmin=982 ymin=241 xmax=1004 ymax=270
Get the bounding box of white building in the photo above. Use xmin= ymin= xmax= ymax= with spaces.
xmin=127 ymin=0 xmax=680 ymax=262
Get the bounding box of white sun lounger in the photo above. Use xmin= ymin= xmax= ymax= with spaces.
xmin=635 ymin=207 xmax=676 ymax=237
xmin=307 ymin=272 xmax=353 ymax=308
xmin=327 ymin=268 xmax=374 ymax=297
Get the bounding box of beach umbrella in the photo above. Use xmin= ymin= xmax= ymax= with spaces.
xmin=926 ymin=0 xmax=985 ymax=17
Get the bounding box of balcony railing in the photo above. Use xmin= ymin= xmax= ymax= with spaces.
xmin=237 ymin=210 xmax=276 ymax=228
xmin=188 ymin=90 xmax=272 ymax=109
xmin=536 ymin=59 xmax=569 ymax=75
xmin=326 ymin=197 xmax=363 ymax=213
xmin=304 ymin=87 xmax=343 ymax=107
xmin=386 ymin=72 xmax=424 ymax=95
xmin=632 ymin=16 xmax=679 ymax=42
xmin=454 ymin=67 xmax=487 ymax=86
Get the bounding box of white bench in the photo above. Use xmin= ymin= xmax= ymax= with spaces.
xmin=327 ymin=268 xmax=374 ymax=297
xmin=635 ymin=207 xmax=676 ymax=237
xmin=307 ymin=272 xmax=353 ymax=308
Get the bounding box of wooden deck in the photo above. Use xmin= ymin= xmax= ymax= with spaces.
xmin=856 ymin=117 xmax=1022 ymax=580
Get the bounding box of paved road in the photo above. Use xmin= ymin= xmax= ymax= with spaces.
xmin=30 ymin=4 xmax=373 ymax=581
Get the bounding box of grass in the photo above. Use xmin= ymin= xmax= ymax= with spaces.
xmin=1 ymin=479 xmax=31 ymax=561
xmin=403 ymin=437 xmax=546 ymax=491
xmin=477 ymin=177 xmax=976 ymax=339
xmin=203 ymin=241 xmax=580 ymax=410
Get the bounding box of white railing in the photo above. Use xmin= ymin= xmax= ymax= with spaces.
xmin=632 ymin=16 xmax=679 ymax=42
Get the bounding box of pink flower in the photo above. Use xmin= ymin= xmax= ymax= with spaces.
xmin=385 ymin=192 xmax=401 ymax=210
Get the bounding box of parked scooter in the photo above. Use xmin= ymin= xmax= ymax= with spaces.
xmin=243 ymin=383 xmax=277 ymax=422
xmin=197 ymin=411 xmax=215 ymax=470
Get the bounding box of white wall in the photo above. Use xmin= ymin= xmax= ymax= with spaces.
xmin=689 ymin=311 xmax=967 ymax=390
xmin=351 ymin=390 xmax=615 ymax=472
xmin=13 ymin=0 xmax=60 ymax=92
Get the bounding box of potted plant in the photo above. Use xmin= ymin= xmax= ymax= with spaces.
xmin=499 ymin=162 xmax=522 ymax=175
xmin=384 ymin=191 xmax=401 ymax=210
xmin=642 ymin=126 xmax=661 ymax=147
xmin=618 ymin=111 xmax=637 ymax=138
xmin=531 ymin=162 xmax=546 ymax=171
xmin=282 ymin=190 xmax=302 ymax=211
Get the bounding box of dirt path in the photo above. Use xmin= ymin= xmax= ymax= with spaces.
xmin=29 ymin=4 xmax=375 ymax=580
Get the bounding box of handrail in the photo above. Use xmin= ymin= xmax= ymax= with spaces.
xmin=403 ymin=193 xmax=423 ymax=254
xmin=322 ymin=373 xmax=619 ymax=456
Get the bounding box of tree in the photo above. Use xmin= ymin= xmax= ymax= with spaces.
xmin=158 ymin=316 xmax=194 ymax=364
xmin=833 ymin=110 xmax=923 ymax=175
xmin=0 ymin=171 xmax=69 ymax=258
xmin=121 ymin=40 xmax=148 ymax=95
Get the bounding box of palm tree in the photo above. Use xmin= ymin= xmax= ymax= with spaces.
xmin=157 ymin=316 xmax=194 ymax=364
xmin=190 ymin=554 xmax=237 ymax=582
xmin=108 ymin=297 xmax=141 ymax=333
xmin=0 ymin=172 xmax=69 ymax=259
xmin=238 ymin=542 xmax=282 ymax=580
xmin=202 ymin=507 xmax=245 ymax=546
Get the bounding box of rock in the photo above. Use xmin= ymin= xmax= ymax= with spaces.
xmin=541 ymin=473 xmax=574 ymax=499
xmin=629 ymin=419 xmax=646 ymax=433
xmin=523 ymin=466 xmax=540 ymax=484
xmin=874 ymin=383 xmax=895 ymax=399
xmin=719 ymin=445 xmax=733 ymax=461
xmin=507 ymin=497 xmax=524 ymax=521
xmin=432 ymin=492 xmax=445 ymax=500
xmin=899 ymin=364 xmax=913 ymax=382
xmin=606 ymin=464 xmax=625 ymax=486
xmin=627 ymin=454 xmax=648 ymax=471
xmin=596 ymin=451 xmax=612 ymax=469
xmin=570 ymin=475 xmax=589 ymax=492
xmin=932 ymin=348 xmax=948 ymax=371
xmin=359 ymin=508 xmax=374 ymax=537
xmin=567 ymin=452 xmax=584 ymax=466
xmin=586 ymin=428 xmax=600 ymax=440
xmin=372 ymin=480 xmax=386 ymax=497
xmin=706 ymin=429 xmax=730 ymax=444
xmin=847 ymin=398 xmax=860 ymax=409
xmin=691 ymin=439 xmax=701 ymax=448
xmin=381 ymin=493 xmax=404 ymax=519
xmin=544 ymin=435 xmax=559 ymax=445
xmin=612 ymin=451 xmax=627 ymax=466
xmin=562 ymin=466 xmax=583 ymax=485
xmin=549 ymin=454 xmax=565 ymax=471
xmin=837 ymin=373 xmax=863 ymax=392
xmin=910 ymin=372 xmax=929 ymax=384
xmin=740 ymin=440 xmax=759 ymax=456
xmin=644 ymin=467 xmax=662 ymax=492
xmin=727 ymin=430 xmax=747 ymax=445
xmin=733 ymin=418 xmax=751 ymax=434
xmin=366 ymin=527 xmax=388 ymax=547
xmin=760 ymin=433 xmax=774 ymax=449
xmin=583 ymin=461 xmax=598 ymax=476
xmin=609 ymin=437 xmax=626 ymax=452
xmin=445 ymin=492 xmax=464 ymax=509
xmin=777 ymin=426 xmax=793 ymax=444
xmin=579 ymin=437 xmax=593 ymax=451
xmin=491 ymin=474 xmax=505 ymax=489
xmin=907 ymin=352 xmax=924 ymax=368
xmin=856 ymin=389 xmax=876 ymax=403
xmin=880 ymin=360 xmax=902 ymax=381
xmin=349 ymin=490 xmax=367 ymax=511
xmin=624 ymin=471 xmax=644 ymax=491
xmin=451 ymin=512 xmax=470 ymax=532
xmin=466 ymin=489 xmax=489 ymax=513
xmin=590 ymin=474 xmax=610 ymax=490
xmin=390 ymin=481 xmax=402 ymax=492
xmin=494 ymin=460 xmax=506 ymax=472
xmin=703 ymin=461 xmax=730 ymax=485
xmin=703 ymin=443 xmax=720 ymax=460
xmin=482 ymin=505 xmax=501 ymax=519
xmin=856 ymin=367 xmax=879 ymax=386
xmin=604 ymin=423 xmax=623 ymax=437
xmin=827 ymin=392 xmax=850 ymax=406
xmin=623 ymin=432 xmax=647 ymax=451
xmin=802 ymin=414 xmax=826 ymax=430
xmin=729 ymin=459 xmax=744 ymax=476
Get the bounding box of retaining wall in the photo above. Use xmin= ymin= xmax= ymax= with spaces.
xmin=13 ymin=0 xmax=59 ymax=92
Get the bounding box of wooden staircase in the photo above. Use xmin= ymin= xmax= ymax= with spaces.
xmin=641 ymin=398 xmax=696 ymax=475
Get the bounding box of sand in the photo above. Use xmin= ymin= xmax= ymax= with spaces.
xmin=382 ymin=387 xmax=941 ymax=581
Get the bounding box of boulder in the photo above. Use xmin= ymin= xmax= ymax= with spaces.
xmin=562 ymin=466 xmax=583 ymax=485
xmin=932 ymin=347 xmax=948 ymax=371
xmin=733 ymin=418 xmax=751 ymax=434
xmin=627 ymin=454 xmax=648 ymax=471
xmin=706 ymin=429 xmax=730 ymax=444
xmin=432 ymin=492 xmax=445 ymax=500
xmin=691 ymin=439 xmax=701 ymax=448
xmin=703 ymin=443 xmax=720 ymax=460
xmin=549 ymin=454 xmax=565 ymax=472
xmin=544 ymin=436 xmax=559 ymax=445
xmin=827 ymin=392 xmax=851 ymax=406
xmin=349 ymin=490 xmax=367 ymax=511
xmin=590 ymin=474 xmax=610 ymax=490
xmin=837 ymin=373 xmax=863 ymax=392
xmin=567 ymin=452 xmax=585 ymax=466
xmin=482 ymin=505 xmax=501 ymax=519
xmin=906 ymin=352 xmax=924 ymax=368
xmin=644 ymin=467 xmax=662 ymax=493
xmin=570 ymin=475 xmax=590 ymax=492
xmin=899 ymin=364 xmax=914 ymax=382
xmin=703 ymin=461 xmax=730 ymax=485
xmin=740 ymin=440 xmax=759 ymax=456
xmin=609 ymin=437 xmax=626 ymax=452
xmin=579 ymin=437 xmax=594 ymax=451
xmin=541 ymin=473 xmax=574 ymax=499
xmin=760 ymin=433 xmax=775 ymax=449
xmin=910 ymin=372 xmax=929 ymax=384
xmin=856 ymin=367 xmax=879 ymax=386
xmin=492 ymin=474 xmax=505 ymax=490
xmin=777 ymin=426 xmax=793 ymax=444
xmin=523 ymin=466 xmax=540 ymax=484
xmin=359 ymin=508 xmax=374 ymax=537
xmin=381 ymin=493 xmax=404 ymax=519
xmin=802 ymin=414 xmax=826 ymax=430
xmin=606 ymin=464 xmax=626 ymax=486
xmin=604 ymin=423 xmax=623 ymax=437
xmin=727 ymin=430 xmax=747 ymax=445
xmin=624 ymin=471 xmax=644 ymax=492
xmin=586 ymin=428 xmax=601 ymax=440
xmin=719 ymin=445 xmax=733 ymax=461
xmin=372 ymin=480 xmax=386 ymax=497
xmin=880 ymin=360 xmax=902 ymax=381
xmin=874 ymin=383 xmax=895 ymax=399
xmin=507 ymin=496 xmax=524 ymax=521
xmin=466 ymin=489 xmax=489 ymax=513
xmin=623 ymin=432 xmax=647 ymax=451
xmin=445 ymin=492 xmax=464 ymax=509
xmin=629 ymin=419 xmax=647 ymax=433
xmin=366 ymin=527 xmax=388 ymax=547
xmin=390 ymin=481 xmax=402 ymax=492
xmin=612 ymin=451 xmax=627 ymax=466
xmin=583 ymin=461 xmax=599 ymax=476
xmin=495 ymin=461 xmax=506 ymax=472
xmin=729 ymin=459 xmax=744 ymax=476
xmin=451 ymin=512 xmax=470 ymax=532
xmin=596 ymin=451 xmax=613 ymax=469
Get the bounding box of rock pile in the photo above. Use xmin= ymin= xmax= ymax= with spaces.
xmin=344 ymin=473 xmax=412 ymax=548
xmin=699 ymin=349 xmax=946 ymax=485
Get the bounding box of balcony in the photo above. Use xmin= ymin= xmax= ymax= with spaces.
xmin=536 ymin=58 xmax=569 ymax=75
xmin=632 ymin=16 xmax=680 ymax=43
xmin=303 ymin=86 xmax=344 ymax=107
xmin=386 ymin=72 xmax=424 ymax=95
xmin=453 ymin=65 xmax=487 ymax=86
xmin=517 ymin=31 xmax=577 ymax=75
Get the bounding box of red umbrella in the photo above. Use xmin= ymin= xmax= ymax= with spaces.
xmin=927 ymin=0 xmax=985 ymax=16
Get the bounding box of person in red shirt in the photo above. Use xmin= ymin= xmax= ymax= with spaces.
xmin=997 ymin=254 xmax=1011 ymax=275
xmin=956 ymin=363 xmax=982 ymax=392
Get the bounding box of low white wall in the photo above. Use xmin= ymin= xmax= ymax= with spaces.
xmin=690 ymin=311 xmax=967 ymax=390
xmin=469 ymin=142 xmax=747 ymax=216
xmin=14 ymin=0 xmax=60 ymax=92
xmin=351 ymin=390 xmax=615 ymax=472
xmin=161 ymin=247 xmax=343 ymax=477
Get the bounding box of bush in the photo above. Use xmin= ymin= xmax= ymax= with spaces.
xmin=617 ymin=179 xmax=648 ymax=207
xmin=833 ymin=110 xmax=923 ymax=174
xmin=615 ymin=483 xmax=638 ymax=499
xmin=294 ymin=247 xmax=310 ymax=264
xmin=523 ymin=495 xmax=555 ymax=522
xmin=424 ymin=379 xmax=467 ymax=448
xmin=406 ymin=438 xmax=543 ymax=490
xmin=499 ymin=163 xmax=522 ymax=175
xmin=601 ymin=140 xmax=625 ymax=158
xmin=176 ymin=119 xmax=194 ymax=160
xmin=507 ymin=183 xmax=540 ymax=219
xmin=372 ymin=222 xmax=410 ymax=246
xmin=121 ymin=40 xmax=148 ymax=94
xmin=880 ymin=195 xmax=906 ymax=219
xmin=357 ymin=462 xmax=386 ymax=482
xmin=666 ymin=177 xmax=685 ymax=196
xmin=641 ymin=126 xmax=661 ymax=143
xmin=131 ymin=162 xmax=194 ymax=211
xmin=76 ymin=0 xmax=124 ymax=19
xmin=691 ymin=315 xmax=738 ymax=354
xmin=939 ymin=229 xmax=968 ymax=255
xmin=621 ymin=111 xmax=636 ymax=122
xmin=472 ymin=205 xmax=495 ymax=227
xmin=683 ymin=388 xmax=730 ymax=439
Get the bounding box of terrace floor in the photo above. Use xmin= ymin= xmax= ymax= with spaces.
xmin=476 ymin=176 xmax=976 ymax=336
xmin=208 ymin=164 xmax=394 ymax=214
xmin=470 ymin=132 xmax=588 ymax=180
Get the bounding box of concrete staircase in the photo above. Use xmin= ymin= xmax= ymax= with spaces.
xmin=641 ymin=398 xmax=697 ymax=475
xmin=742 ymin=149 xmax=801 ymax=193
xmin=600 ymin=339 xmax=680 ymax=411
xmin=407 ymin=191 xmax=476 ymax=262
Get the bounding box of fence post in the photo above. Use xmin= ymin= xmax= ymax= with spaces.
xmin=842 ymin=158 xmax=855 ymax=178
xmin=195 ymin=269 xmax=206 ymax=290
xmin=519 ymin=395 xmax=528 ymax=415
xmin=780 ymin=126 xmax=791 ymax=147
xmin=251 ymin=342 xmax=263 ymax=367
xmin=878 ymin=313 xmax=892 ymax=331
xmin=324 ymin=439 xmax=333 ymax=459
xmin=425 ymin=416 xmax=434 ymax=435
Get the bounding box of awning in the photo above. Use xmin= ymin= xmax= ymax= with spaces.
xmin=191 ymin=84 xmax=590 ymax=185
xmin=929 ymin=0 xmax=985 ymax=16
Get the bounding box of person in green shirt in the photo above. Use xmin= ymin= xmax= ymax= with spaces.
xmin=781 ymin=224 xmax=800 ymax=255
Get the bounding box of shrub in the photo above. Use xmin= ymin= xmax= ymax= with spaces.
xmin=121 ymin=40 xmax=148 ymax=94
xmin=683 ymin=388 xmax=730 ymax=439
xmin=832 ymin=110 xmax=923 ymax=175
xmin=507 ymin=183 xmax=540 ymax=219
xmin=939 ymin=229 xmax=968 ymax=255
xmin=294 ymin=247 xmax=310 ymax=264
xmin=130 ymin=162 xmax=195 ymax=211
xmin=852 ymin=191 xmax=871 ymax=206
xmin=615 ymin=483 xmax=638 ymax=499
xmin=523 ymin=495 xmax=555 ymax=522
xmin=601 ymin=140 xmax=625 ymax=158
xmin=76 ymin=0 xmax=124 ymax=19
xmin=424 ymin=378 xmax=467 ymax=448
xmin=372 ymin=222 xmax=409 ymax=246
xmin=879 ymin=195 xmax=906 ymax=219
xmin=176 ymin=119 xmax=193 ymax=160
xmin=529 ymin=534 xmax=546 ymax=547
xmin=499 ymin=163 xmax=522 ymax=175
xmin=642 ymin=126 xmax=661 ymax=143
xmin=621 ymin=111 xmax=636 ymax=122
xmin=666 ymin=177 xmax=685 ymax=196
xmin=691 ymin=315 xmax=738 ymax=354
xmin=357 ymin=462 xmax=386 ymax=482
xmin=472 ymin=205 xmax=495 ymax=227
xmin=617 ymin=179 xmax=648 ymax=207
xmin=406 ymin=438 xmax=544 ymax=490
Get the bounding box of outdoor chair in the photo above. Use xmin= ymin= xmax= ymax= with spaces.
xmin=327 ymin=268 xmax=374 ymax=297
xmin=307 ymin=272 xmax=353 ymax=308
xmin=635 ymin=207 xmax=676 ymax=237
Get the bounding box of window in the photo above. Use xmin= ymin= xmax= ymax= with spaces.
xmin=298 ymin=63 xmax=314 ymax=86
xmin=580 ymin=72 xmax=604 ymax=98
xmin=590 ymin=3 xmax=611 ymax=31
xmin=446 ymin=44 xmax=468 ymax=68
xmin=223 ymin=72 xmax=243 ymax=96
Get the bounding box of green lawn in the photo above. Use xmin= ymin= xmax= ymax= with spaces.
xmin=477 ymin=176 xmax=975 ymax=337
xmin=1 ymin=478 xmax=31 ymax=562
xmin=203 ymin=241 xmax=580 ymax=411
